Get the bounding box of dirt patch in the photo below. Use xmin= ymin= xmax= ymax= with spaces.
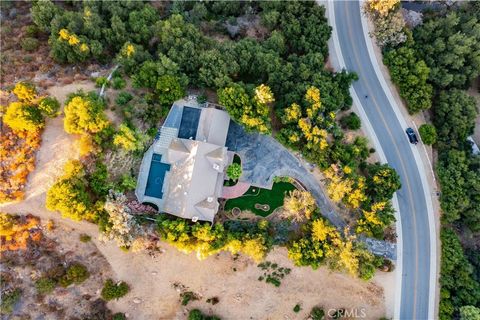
xmin=0 ymin=215 xmax=118 ymax=319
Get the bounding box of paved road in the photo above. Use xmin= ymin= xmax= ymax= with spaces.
xmin=332 ymin=1 xmax=433 ymax=319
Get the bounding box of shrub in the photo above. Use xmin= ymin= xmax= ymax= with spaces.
xmin=188 ymin=309 xmax=221 ymax=320
xmin=310 ymin=307 xmax=326 ymax=320
xmin=35 ymin=277 xmax=56 ymax=294
xmin=117 ymin=174 xmax=137 ymax=192
xmin=293 ymin=304 xmax=302 ymax=313
xmin=21 ymin=37 xmax=40 ymax=52
xmin=112 ymin=77 xmax=126 ymax=90
xmin=113 ymin=313 xmax=126 ymax=320
xmin=340 ymin=112 xmax=361 ymax=130
xmin=115 ymin=92 xmax=133 ymax=106
xmin=95 ymin=77 xmax=109 ymax=88
xmin=25 ymin=24 xmax=40 ymax=37
xmin=0 ymin=288 xmax=21 ymax=315
xmin=59 ymin=263 xmax=89 ymax=287
xmin=226 ymin=163 xmax=242 ymax=181
xmin=418 ymin=124 xmax=437 ymax=145
xmin=181 ymin=291 xmax=199 ymax=306
xmin=101 ymin=279 xmax=130 ymax=301
xmin=38 ymin=96 xmax=60 ymax=117
xmin=79 ymin=234 xmax=91 ymax=243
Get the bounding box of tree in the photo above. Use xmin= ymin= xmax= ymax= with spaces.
xmin=418 ymin=124 xmax=437 ymax=145
xmin=64 ymin=92 xmax=110 ymax=135
xmin=101 ymin=279 xmax=129 ymax=301
xmin=283 ymin=190 xmax=317 ymax=221
xmin=434 ymin=89 xmax=478 ymax=150
xmin=460 ymin=306 xmax=480 ymax=320
xmin=340 ymin=112 xmax=361 ymax=130
xmin=113 ymin=124 xmax=144 ymax=152
xmin=46 ymin=160 xmax=97 ymax=221
xmin=439 ymin=228 xmax=480 ymax=320
xmin=31 ymin=0 xmax=60 ymax=33
xmin=437 ymin=150 xmax=480 ymax=230
xmin=366 ymin=7 xmax=406 ymax=47
xmin=365 ymin=163 xmax=401 ymax=202
xmin=383 ymin=45 xmax=433 ymax=113
xmin=13 ymin=82 xmax=37 ymax=102
xmin=414 ymin=9 xmax=480 ymax=89
xmin=365 ymin=0 xmax=399 ymax=16
xmin=218 ymin=84 xmax=273 ymax=134
xmin=226 ymin=163 xmax=242 ymax=181
xmin=4 ymin=102 xmax=44 ymax=133
xmin=155 ymin=75 xmax=185 ymax=107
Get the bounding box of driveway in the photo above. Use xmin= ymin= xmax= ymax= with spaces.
xmin=226 ymin=121 xmax=397 ymax=260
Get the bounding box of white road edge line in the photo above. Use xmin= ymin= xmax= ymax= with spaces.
xmin=326 ymin=1 xmax=403 ymax=319
xmin=356 ymin=2 xmax=437 ymax=319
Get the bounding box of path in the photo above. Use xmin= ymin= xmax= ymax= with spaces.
xmin=221 ymin=182 xmax=251 ymax=199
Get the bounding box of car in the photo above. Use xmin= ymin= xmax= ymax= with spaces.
xmin=405 ymin=127 xmax=418 ymax=144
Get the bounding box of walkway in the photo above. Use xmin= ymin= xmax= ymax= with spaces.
xmin=221 ymin=182 xmax=251 ymax=199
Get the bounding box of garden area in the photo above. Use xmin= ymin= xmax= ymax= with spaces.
xmin=224 ymin=180 xmax=296 ymax=217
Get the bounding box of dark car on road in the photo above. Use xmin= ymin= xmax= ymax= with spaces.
xmin=406 ymin=127 xmax=418 ymax=144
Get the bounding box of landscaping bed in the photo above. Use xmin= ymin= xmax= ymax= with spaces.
xmin=224 ymin=181 xmax=296 ymax=217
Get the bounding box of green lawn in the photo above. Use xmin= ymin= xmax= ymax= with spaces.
xmin=224 ymin=182 xmax=296 ymax=217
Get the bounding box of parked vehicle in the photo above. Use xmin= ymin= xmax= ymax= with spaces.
xmin=406 ymin=127 xmax=419 ymax=144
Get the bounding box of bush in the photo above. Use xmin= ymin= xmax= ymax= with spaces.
xmin=101 ymin=279 xmax=130 ymax=301
xmin=35 ymin=277 xmax=56 ymax=294
xmin=112 ymin=77 xmax=126 ymax=90
xmin=293 ymin=304 xmax=302 ymax=313
xmin=113 ymin=313 xmax=126 ymax=320
xmin=418 ymin=124 xmax=437 ymax=145
xmin=310 ymin=307 xmax=326 ymax=320
xmin=0 ymin=288 xmax=21 ymax=315
xmin=188 ymin=309 xmax=221 ymax=320
xmin=38 ymin=97 xmax=60 ymax=117
xmin=79 ymin=234 xmax=91 ymax=243
xmin=95 ymin=77 xmax=109 ymax=88
xmin=59 ymin=263 xmax=89 ymax=287
xmin=115 ymin=92 xmax=133 ymax=106
xmin=226 ymin=163 xmax=242 ymax=181
xmin=25 ymin=24 xmax=40 ymax=37
xmin=340 ymin=112 xmax=361 ymax=130
xmin=21 ymin=37 xmax=40 ymax=52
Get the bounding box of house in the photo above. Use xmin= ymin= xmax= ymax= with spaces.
xmin=135 ymin=98 xmax=234 ymax=223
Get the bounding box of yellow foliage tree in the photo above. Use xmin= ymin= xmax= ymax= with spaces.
xmin=113 ymin=124 xmax=144 ymax=152
xmin=311 ymin=218 xmax=336 ymax=242
xmin=323 ymin=166 xmax=354 ymax=203
xmin=254 ymin=84 xmax=275 ymax=105
xmin=3 ymin=102 xmax=44 ymax=133
xmin=77 ymin=134 xmax=97 ymax=156
xmin=366 ymin=0 xmax=399 ymax=16
xmin=13 ymin=82 xmax=37 ymax=102
xmin=282 ymin=103 xmax=302 ymax=124
xmin=64 ymin=95 xmax=109 ymax=134
xmin=284 ymin=190 xmax=317 ymax=221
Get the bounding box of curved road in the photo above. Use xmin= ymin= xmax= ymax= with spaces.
xmin=331 ymin=1 xmax=435 ymax=319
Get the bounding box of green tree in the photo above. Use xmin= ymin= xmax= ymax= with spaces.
xmin=434 ymin=89 xmax=478 ymax=150
xmin=439 ymin=228 xmax=480 ymax=320
xmin=340 ymin=112 xmax=362 ymax=130
xmin=414 ymin=8 xmax=480 ymax=89
xmin=460 ymin=306 xmax=480 ymax=320
xmin=365 ymin=163 xmax=401 ymax=202
xmin=383 ymin=45 xmax=433 ymax=113
xmin=155 ymin=75 xmax=185 ymax=107
xmin=418 ymin=124 xmax=437 ymax=145
xmin=113 ymin=124 xmax=144 ymax=152
xmin=101 ymin=279 xmax=130 ymax=301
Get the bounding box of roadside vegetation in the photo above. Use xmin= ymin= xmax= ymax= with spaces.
xmin=368 ymin=0 xmax=480 ymax=318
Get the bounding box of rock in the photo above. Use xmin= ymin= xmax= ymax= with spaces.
xmin=151 ymin=271 xmax=158 ymax=276
xmin=133 ymin=297 xmax=142 ymax=304
xmin=125 ymin=313 xmax=130 ymax=318
xmin=8 ymin=8 xmax=17 ymax=19
xmin=90 ymin=71 xmax=100 ymax=78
